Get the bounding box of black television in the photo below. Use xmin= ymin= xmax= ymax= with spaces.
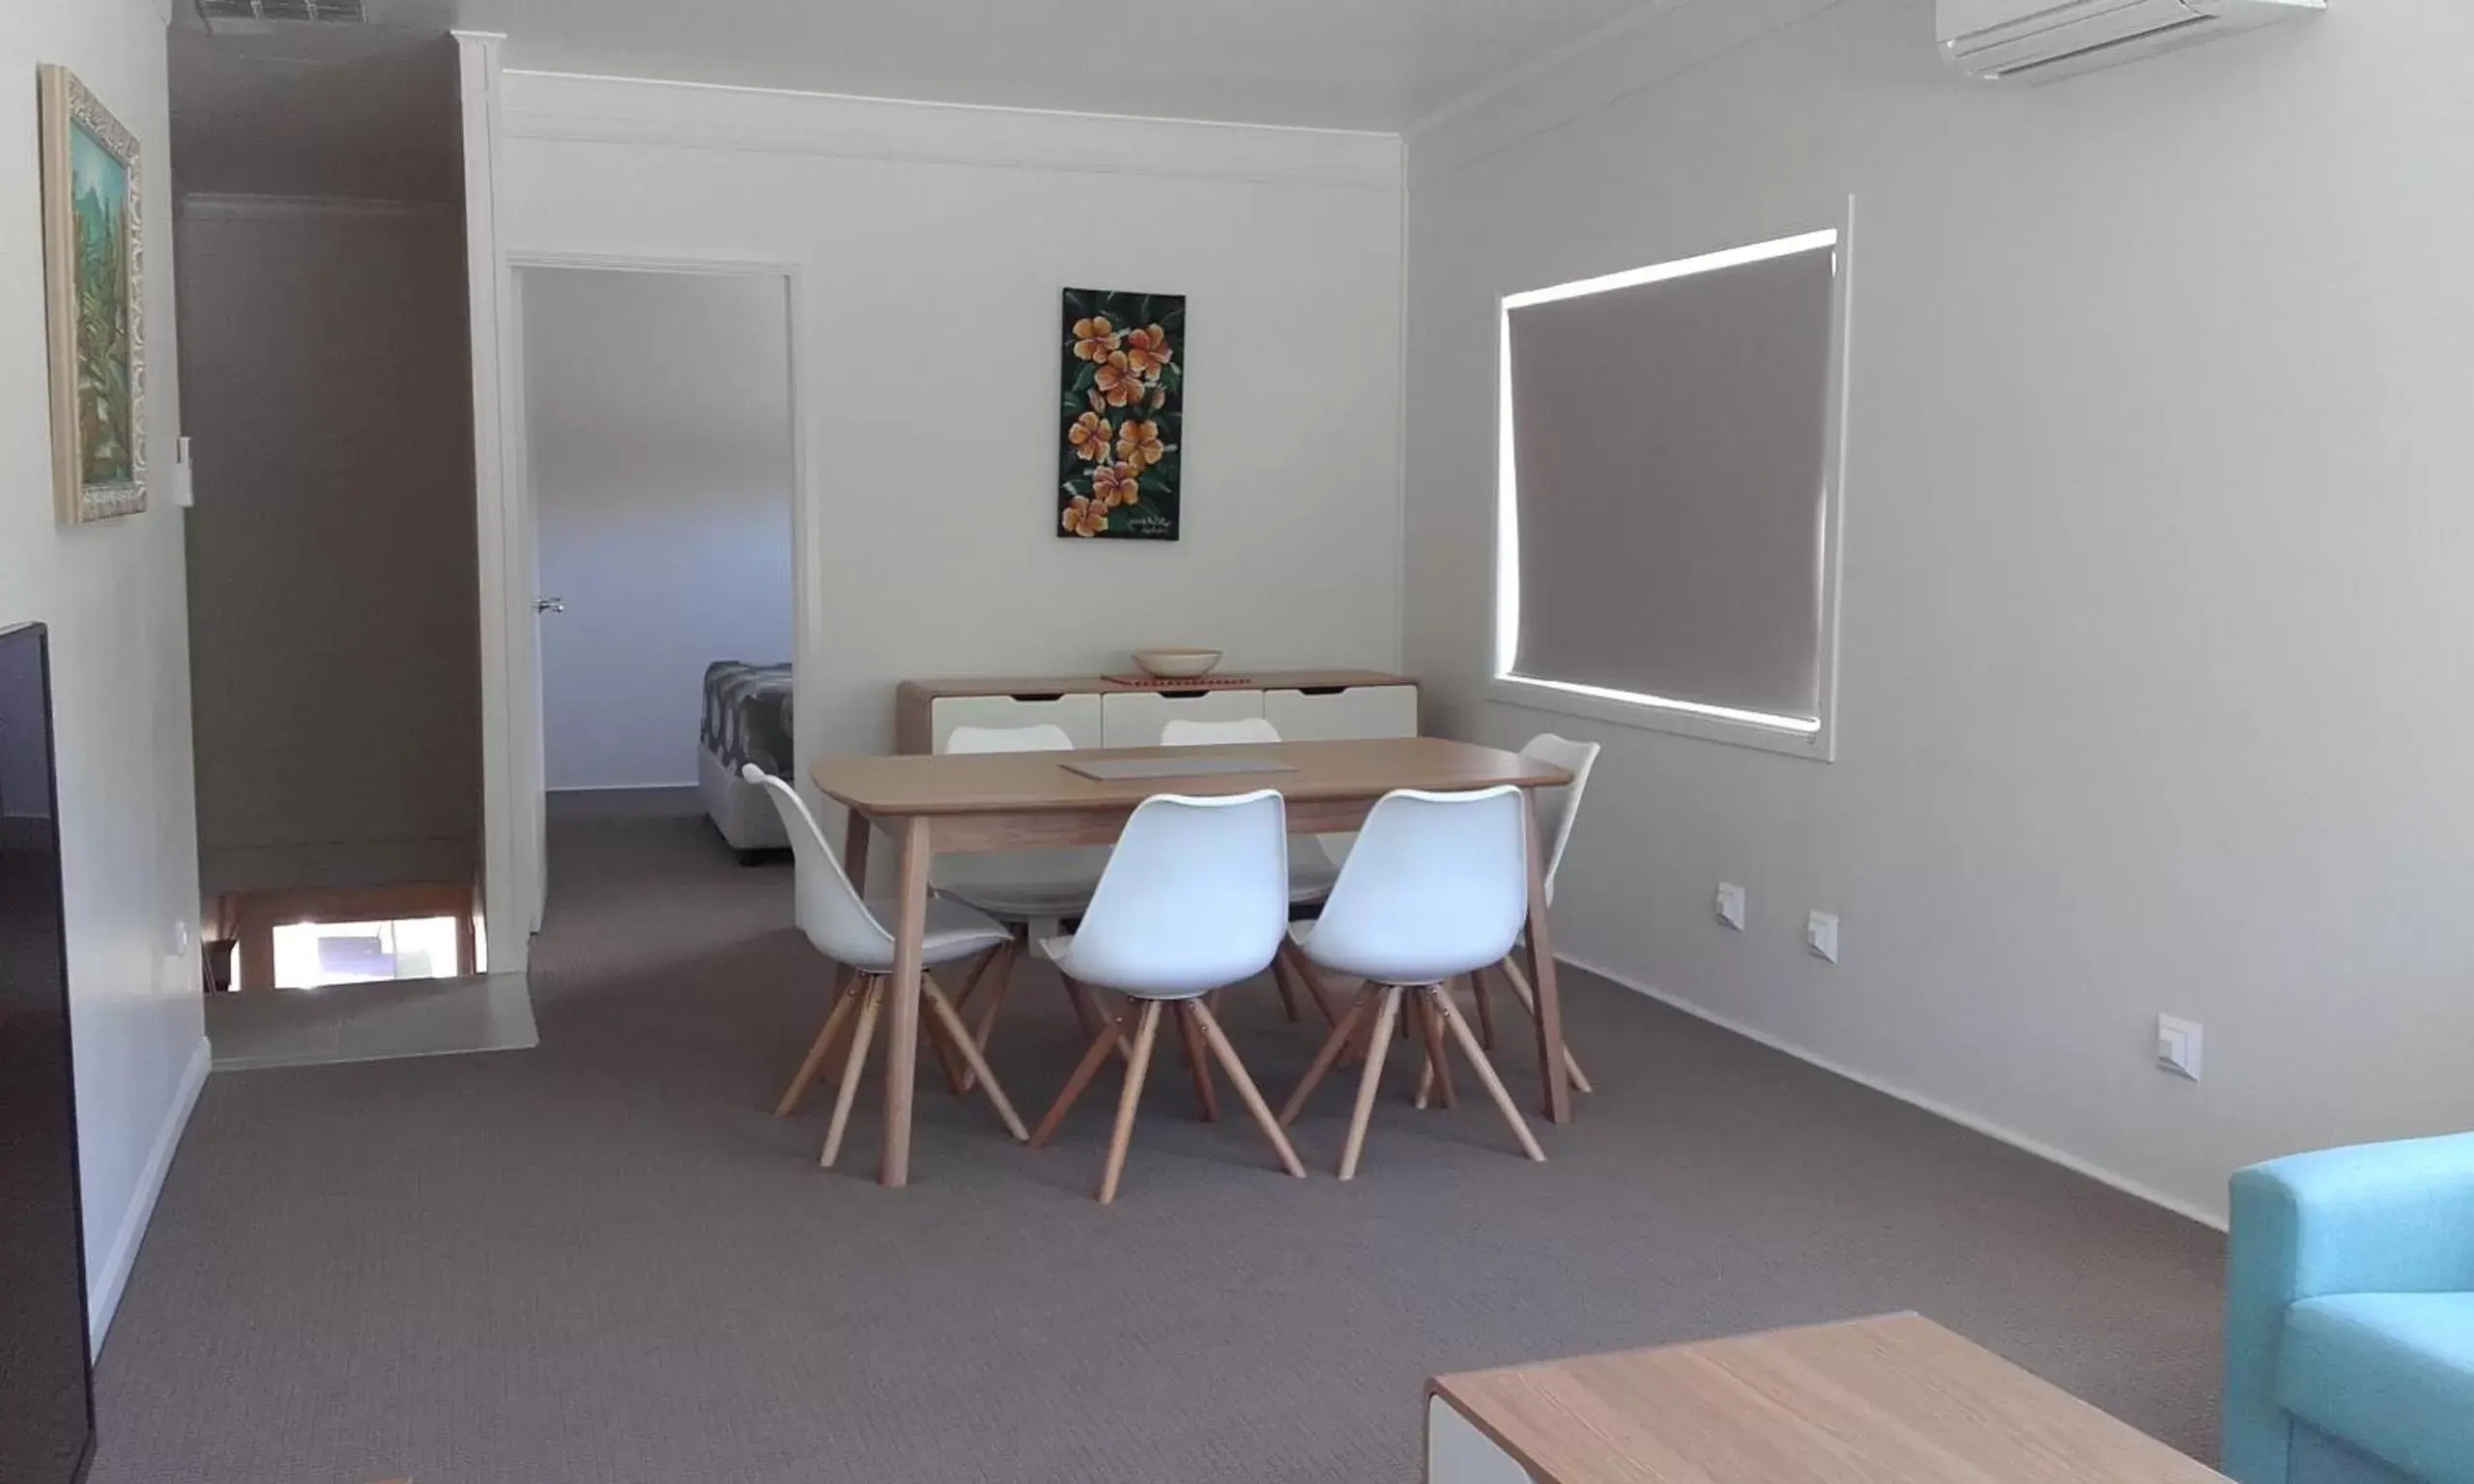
xmin=0 ymin=622 xmax=97 ymax=1483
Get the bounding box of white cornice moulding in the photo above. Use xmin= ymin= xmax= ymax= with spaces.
xmin=499 ymin=71 xmax=1404 ymax=193
xmin=177 ymin=193 xmax=460 ymax=222
xmin=1406 ymin=0 xmax=1850 ymax=185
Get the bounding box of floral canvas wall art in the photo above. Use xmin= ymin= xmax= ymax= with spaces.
xmin=1058 ymin=288 xmax=1183 ymax=541
xmin=38 ymin=66 xmax=147 ymax=524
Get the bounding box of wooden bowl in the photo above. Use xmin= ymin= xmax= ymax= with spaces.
xmin=1132 ymin=647 xmax=1223 ymax=679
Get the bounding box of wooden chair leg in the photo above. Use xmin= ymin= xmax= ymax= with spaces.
xmin=942 ymin=946 xmax=1005 ymax=1094
xmin=1029 ymin=1013 xmax=1127 ymax=1149
xmin=1500 ymin=956 xmax=1594 ymax=1095
xmin=920 ymin=971 xmax=969 ymax=1097
xmin=1280 ymin=985 xmax=1374 ymax=1126
xmin=1433 ymin=986 xmax=1546 ymax=1163
xmin=961 ymin=940 xmax=1020 ymax=1094
xmin=776 ymin=971 xmax=863 ymax=1117
xmin=1277 ymin=941 xmax=1342 ymax=1027
xmin=1409 ymin=987 xmax=1457 ymax=1110
xmin=1172 ymin=1002 xmax=1220 ymax=1122
xmin=1339 ymin=985 xmax=1403 ymax=1181
xmin=923 ymin=975 xmax=1028 ymax=1142
xmin=947 ymin=943 xmax=1004 ymax=1013
xmin=1269 ymin=956 xmax=1303 ymax=1022
xmin=820 ymin=977 xmax=883 ymax=1169
xmin=1097 ymin=1001 xmax=1164 ymax=1205
xmin=1061 ymin=973 xmax=1106 ymax=1041
xmin=1059 ymin=975 xmax=1136 ymax=1067
xmin=1189 ymin=999 xmax=1307 ymax=1179
xmin=1411 ymin=992 xmax=1433 ymax=1109
xmin=1470 ymin=964 xmax=1499 ymax=1050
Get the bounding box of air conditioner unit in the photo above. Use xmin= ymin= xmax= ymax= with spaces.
xmin=1939 ymin=0 xmax=2324 ymax=83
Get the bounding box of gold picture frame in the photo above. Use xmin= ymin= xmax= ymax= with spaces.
xmin=38 ymin=64 xmax=147 ymax=524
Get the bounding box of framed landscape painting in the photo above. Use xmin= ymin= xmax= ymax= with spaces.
xmin=39 ymin=65 xmax=147 ymax=524
xmin=1058 ymin=287 xmax=1183 ymax=541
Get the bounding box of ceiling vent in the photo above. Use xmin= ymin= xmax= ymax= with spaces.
xmin=196 ymin=0 xmax=368 ymax=23
xmin=1940 ymin=0 xmax=2322 ymax=83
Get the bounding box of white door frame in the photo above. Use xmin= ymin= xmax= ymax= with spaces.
xmin=480 ymin=248 xmax=815 ymax=969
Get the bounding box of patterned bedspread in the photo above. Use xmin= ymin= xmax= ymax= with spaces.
xmin=702 ymin=662 xmax=793 ymax=776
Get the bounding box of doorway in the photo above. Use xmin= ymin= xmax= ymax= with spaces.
xmin=511 ymin=264 xmax=799 ymax=923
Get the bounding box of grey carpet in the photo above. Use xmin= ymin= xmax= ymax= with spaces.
xmin=89 ymin=814 xmax=2227 ymax=1483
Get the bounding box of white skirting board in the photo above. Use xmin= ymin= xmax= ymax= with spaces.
xmin=88 ymin=1035 xmax=212 ymax=1352
xmin=1563 ymin=954 xmax=2229 ymax=1233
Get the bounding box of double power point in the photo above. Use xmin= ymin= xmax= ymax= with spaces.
xmin=1712 ymin=883 xmax=1840 ymax=963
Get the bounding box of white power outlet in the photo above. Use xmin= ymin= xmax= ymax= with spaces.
xmin=2156 ymin=1014 xmax=2203 ymax=1081
xmin=1715 ymin=883 xmax=1747 ymax=931
xmin=1806 ymin=911 xmax=1840 ymax=963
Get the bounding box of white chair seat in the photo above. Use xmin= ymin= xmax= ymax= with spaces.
xmin=937 ymin=874 xmax=1108 ymax=923
xmin=1287 ymin=850 xmax=1341 ymax=904
xmin=1160 ymin=716 xmax=1345 ymax=907
xmin=1026 ymin=788 xmax=1309 ymax=1203
xmin=838 ymin=895 xmax=1011 ymax=973
xmin=739 ymin=765 xmax=1030 ymax=1165
xmin=931 ymin=722 xmax=1105 ymax=925
xmin=1037 ymin=928 xmax=1242 ymax=1000
xmin=1280 ymin=785 xmax=1547 ymax=1178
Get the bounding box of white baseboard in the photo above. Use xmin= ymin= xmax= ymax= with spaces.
xmin=1562 ymin=953 xmax=2229 ymax=1233
xmin=88 ymin=1035 xmax=212 ymax=1352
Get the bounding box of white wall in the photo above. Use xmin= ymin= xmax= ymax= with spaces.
xmin=1403 ymin=0 xmax=2474 ymax=1223
xmin=179 ymin=200 xmax=481 ymax=893
xmin=493 ymin=73 xmax=1406 ymax=788
xmin=523 ymin=267 xmax=793 ymax=791
xmin=1 ymin=0 xmax=211 ymax=1341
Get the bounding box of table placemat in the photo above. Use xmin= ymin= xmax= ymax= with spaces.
xmin=1062 ymin=756 xmax=1299 ymax=781
xmin=1100 ymin=673 xmax=1257 ymax=690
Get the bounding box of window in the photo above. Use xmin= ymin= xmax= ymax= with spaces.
xmin=1494 ymin=219 xmax=1850 ymax=759
xmin=270 ymin=917 xmax=465 ymax=990
xmin=211 ymin=881 xmax=479 ymax=992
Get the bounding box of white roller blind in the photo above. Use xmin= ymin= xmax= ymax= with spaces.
xmin=1503 ymin=236 xmax=1838 ymax=727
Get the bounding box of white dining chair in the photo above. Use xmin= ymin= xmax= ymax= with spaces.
xmin=1279 ymin=785 xmax=1547 ymax=1179
xmin=1159 ymin=715 xmax=1346 ymax=1026
xmin=1467 ymin=733 xmax=1600 ymax=1093
xmin=1024 ymin=789 xmax=1309 ymax=1204
xmin=742 ymin=766 xmax=1030 ymax=1167
xmin=929 ymin=723 xmax=1114 ymax=1084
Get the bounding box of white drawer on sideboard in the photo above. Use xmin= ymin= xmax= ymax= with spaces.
xmin=1426 ymin=1396 xmax=1535 ymax=1484
xmin=1262 ymin=684 xmax=1417 ymax=741
xmin=928 ymin=692 xmax=1106 ymax=752
xmin=1099 ymin=689 xmax=1265 ymax=747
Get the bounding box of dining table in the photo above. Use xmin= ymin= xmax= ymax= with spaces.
xmin=809 ymin=735 xmax=1577 ymax=1187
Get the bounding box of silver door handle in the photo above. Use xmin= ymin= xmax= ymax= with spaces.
xmin=534 ymin=597 xmax=566 ymax=614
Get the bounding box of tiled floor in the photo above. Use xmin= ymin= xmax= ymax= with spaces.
xmin=204 ymin=973 xmax=538 ymax=1071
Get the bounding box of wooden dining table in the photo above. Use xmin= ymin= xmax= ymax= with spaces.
xmin=810 ymin=735 xmax=1577 ymax=1187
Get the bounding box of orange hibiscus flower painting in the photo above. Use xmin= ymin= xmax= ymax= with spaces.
xmin=1059 ymin=287 xmax=1182 ymax=540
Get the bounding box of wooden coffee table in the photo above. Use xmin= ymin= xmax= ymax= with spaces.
xmin=1425 ymin=1313 xmax=2226 ymax=1483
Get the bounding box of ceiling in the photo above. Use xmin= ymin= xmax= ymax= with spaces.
xmin=436 ymin=0 xmax=1677 ymax=131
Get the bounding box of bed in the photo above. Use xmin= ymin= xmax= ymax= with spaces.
xmin=699 ymin=661 xmax=793 ymax=859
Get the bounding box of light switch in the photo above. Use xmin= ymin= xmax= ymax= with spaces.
xmin=1806 ymin=911 xmax=1839 ymax=963
xmin=2156 ymin=1014 xmax=2202 ymax=1081
xmin=1715 ymin=883 xmax=1746 ymax=931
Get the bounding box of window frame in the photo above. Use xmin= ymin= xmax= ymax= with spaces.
xmin=1489 ymin=203 xmax=1855 ymax=763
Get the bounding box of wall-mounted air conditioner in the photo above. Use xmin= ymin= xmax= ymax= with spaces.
xmin=1939 ymin=0 xmax=2324 ymax=83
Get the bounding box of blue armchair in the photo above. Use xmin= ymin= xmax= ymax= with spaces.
xmin=2225 ymin=1132 xmax=2474 ymax=1484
